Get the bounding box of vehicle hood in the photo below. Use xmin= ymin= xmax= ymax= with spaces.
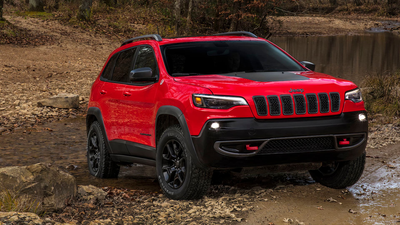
xmin=173 ymin=71 xmax=358 ymax=96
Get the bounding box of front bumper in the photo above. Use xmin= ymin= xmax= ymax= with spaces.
xmin=191 ymin=111 xmax=368 ymax=168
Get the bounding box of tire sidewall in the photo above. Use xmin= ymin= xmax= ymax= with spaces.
xmin=87 ymin=122 xmax=105 ymax=178
xmin=156 ymin=127 xmax=193 ymax=199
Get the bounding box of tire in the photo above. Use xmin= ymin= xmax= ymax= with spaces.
xmin=87 ymin=121 xmax=120 ymax=178
xmin=156 ymin=125 xmax=212 ymax=200
xmin=309 ymin=153 xmax=366 ymax=189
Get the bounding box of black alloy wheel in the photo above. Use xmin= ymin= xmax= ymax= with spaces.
xmin=156 ymin=125 xmax=212 ymax=200
xmin=161 ymin=139 xmax=187 ymax=189
xmin=88 ymin=132 xmax=101 ymax=174
xmin=87 ymin=121 xmax=120 ymax=178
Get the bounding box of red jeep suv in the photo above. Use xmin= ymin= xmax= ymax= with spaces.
xmin=86 ymin=31 xmax=368 ymax=200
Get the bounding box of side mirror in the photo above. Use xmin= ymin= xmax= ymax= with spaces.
xmin=129 ymin=67 xmax=157 ymax=82
xmin=300 ymin=61 xmax=315 ymax=71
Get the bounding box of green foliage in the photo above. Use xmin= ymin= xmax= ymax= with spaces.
xmin=0 ymin=189 xmax=41 ymax=213
xmin=362 ymin=72 xmax=400 ymax=123
xmin=16 ymin=11 xmax=54 ymax=19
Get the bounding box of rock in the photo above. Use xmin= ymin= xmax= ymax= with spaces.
xmin=37 ymin=93 xmax=79 ymax=109
xmin=0 ymin=163 xmax=77 ymax=212
xmin=78 ymin=185 xmax=107 ymax=204
xmin=0 ymin=212 xmax=44 ymax=225
xmin=0 ymin=127 xmax=6 ymax=133
xmin=0 ymin=212 xmax=69 ymax=224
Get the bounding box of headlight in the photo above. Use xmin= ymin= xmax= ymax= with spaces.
xmin=345 ymin=88 xmax=363 ymax=103
xmin=192 ymin=94 xmax=248 ymax=109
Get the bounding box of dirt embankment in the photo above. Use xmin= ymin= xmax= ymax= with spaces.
xmin=0 ymin=16 xmax=119 ymax=134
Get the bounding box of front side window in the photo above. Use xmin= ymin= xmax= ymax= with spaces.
xmin=161 ymin=41 xmax=305 ymax=76
xmin=134 ymin=46 xmax=158 ymax=76
xmin=111 ymin=48 xmax=136 ymax=82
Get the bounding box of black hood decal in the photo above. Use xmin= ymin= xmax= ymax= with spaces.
xmin=224 ymin=72 xmax=309 ymax=82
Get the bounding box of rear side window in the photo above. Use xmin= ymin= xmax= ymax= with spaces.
xmin=134 ymin=46 xmax=158 ymax=76
xmin=111 ymin=48 xmax=136 ymax=82
xmin=102 ymin=54 xmax=118 ymax=80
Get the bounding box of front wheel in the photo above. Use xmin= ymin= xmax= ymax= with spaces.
xmin=309 ymin=153 xmax=366 ymax=189
xmin=156 ymin=125 xmax=212 ymax=200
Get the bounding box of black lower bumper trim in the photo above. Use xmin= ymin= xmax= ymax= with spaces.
xmin=192 ymin=111 xmax=368 ymax=168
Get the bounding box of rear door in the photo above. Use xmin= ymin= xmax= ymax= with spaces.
xmin=98 ymin=47 xmax=137 ymax=155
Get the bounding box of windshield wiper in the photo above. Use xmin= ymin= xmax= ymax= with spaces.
xmin=172 ymin=73 xmax=202 ymax=76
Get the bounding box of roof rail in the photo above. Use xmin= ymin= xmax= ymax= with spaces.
xmin=121 ymin=34 xmax=162 ymax=46
xmin=213 ymin=31 xmax=257 ymax=38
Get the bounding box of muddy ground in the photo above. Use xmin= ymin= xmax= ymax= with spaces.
xmin=1 ymin=14 xmax=400 ymax=224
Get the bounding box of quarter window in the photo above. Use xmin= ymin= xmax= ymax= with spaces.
xmin=102 ymin=54 xmax=118 ymax=80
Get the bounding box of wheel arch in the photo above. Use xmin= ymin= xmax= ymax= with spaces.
xmin=156 ymin=105 xmax=205 ymax=168
xmin=87 ymin=107 xmax=115 ymax=154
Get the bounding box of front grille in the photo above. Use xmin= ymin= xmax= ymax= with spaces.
xmin=253 ymin=92 xmax=341 ymax=116
xmin=267 ymin=96 xmax=280 ymax=116
xmin=253 ymin=96 xmax=267 ymax=116
xmin=259 ymin=136 xmax=335 ymax=154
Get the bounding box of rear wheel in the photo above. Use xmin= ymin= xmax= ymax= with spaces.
xmin=309 ymin=153 xmax=365 ymax=189
xmin=87 ymin=121 xmax=120 ymax=178
xmin=156 ymin=125 xmax=212 ymax=200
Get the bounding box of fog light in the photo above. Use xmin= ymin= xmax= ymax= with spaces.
xmin=210 ymin=122 xmax=220 ymax=129
xmin=358 ymin=113 xmax=367 ymax=122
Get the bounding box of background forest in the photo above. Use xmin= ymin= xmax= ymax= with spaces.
xmin=1 ymin=0 xmax=400 ymax=40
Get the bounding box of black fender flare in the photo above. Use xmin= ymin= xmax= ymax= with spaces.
xmin=86 ymin=107 xmax=115 ymax=154
xmin=156 ymin=106 xmax=206 ymax=168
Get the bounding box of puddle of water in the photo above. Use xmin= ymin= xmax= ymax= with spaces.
xmin=270 ymin=32 xmax=400 ymax=85
xmin=0 ymin=117 xmax=160 ymax=191
xmin=347 ymin=157 xmax=400 ymax=224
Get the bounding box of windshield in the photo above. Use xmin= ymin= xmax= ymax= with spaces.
xmin=161 ymin=41 xmax=305 ymax=76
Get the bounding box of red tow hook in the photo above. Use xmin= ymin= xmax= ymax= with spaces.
xmin=246 ymin=145 xmax=259 ymax=151
xmin=339 ymin=139 xmax=350 ymax=145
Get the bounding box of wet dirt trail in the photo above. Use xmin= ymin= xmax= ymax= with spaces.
xmin=1 ymin=117 xmax=399 ymax=224
xmin=246 ymin=143 xmax=400 ymax=225
xmin=0 ymin=117 xmax=160 ymax=192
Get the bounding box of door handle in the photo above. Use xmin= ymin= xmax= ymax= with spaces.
xmin=123 ymin=91 xmax=132 ymax=97
xmin=100 ymin=90 xmax=107 ymax=95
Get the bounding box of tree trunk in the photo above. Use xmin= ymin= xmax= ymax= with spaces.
xmin=175 ymin=0 xmax=181 ymax=36
xmin=213 ymin=0 xmax=220 ymax=32
xmin=329 ymin=0 xmax=337 ymax=6
xmin=185 ymin=0 xmax=193 ymax=34
xmin=77 ymin=0 xmax=92 ymax=21
xmin=101 ymin=0 xmax=116 ymax=7
xmin=353 ymin=0 xmax=362 ymax=6
xmin=0 ymin=0 xmax=4 ymax=21
xmin=28 ymin=0 xmax=44 ymax=11
xmin=229 ymin=1 xmax=240 ymax=32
